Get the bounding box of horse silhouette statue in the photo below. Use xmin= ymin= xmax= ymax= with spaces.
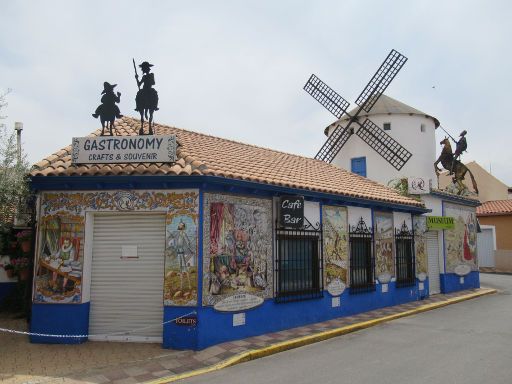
xmin=92 ymin=82 xmax=122 ymax=136
xmin=134 ymin=60 xmax=159 ymax=135
xmin=434 ymin=137 xmax=479 ymax=195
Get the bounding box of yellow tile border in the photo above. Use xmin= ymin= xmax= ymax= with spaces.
xmin=148 ymin=288 xmax=496 ymax=384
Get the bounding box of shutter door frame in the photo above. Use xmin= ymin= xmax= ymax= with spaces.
xmin=426 ymin=231 xmax=441 ymax=295
xmin=89 ymin=212 xmax=166 ymax=342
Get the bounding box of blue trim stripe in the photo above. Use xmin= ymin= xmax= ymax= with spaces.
xmin=30 ymin=175 xmax=429 ymax=214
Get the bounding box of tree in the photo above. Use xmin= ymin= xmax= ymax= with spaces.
xmin=0 ymin=89 xmax=30 ymax=229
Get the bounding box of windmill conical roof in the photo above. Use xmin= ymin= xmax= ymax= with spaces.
xmin=324 ymin=94 xmax=439 ymax=135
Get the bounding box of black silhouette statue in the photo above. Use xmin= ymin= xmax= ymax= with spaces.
xmin=133 ymin=60 xmax=159 ymax=135
xmin=92 ymin=82 xmax=122 ymax=136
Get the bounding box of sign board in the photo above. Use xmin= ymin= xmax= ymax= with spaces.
xmin=408 ymin=177 xmax=430 ymax=194
xmin=213 ymin=293 xmax=264 ymax=312
xmin=427 ymin=216 xmax=455 ymax=230
xmin=327 ymin=279 xmax=345 ymax=297
xmin=279 ymin=195 xmax=304 ymax=228
xmin=175 ymin=315 xmax=197 ymax=327
xmin=71 ymin=135 xmax=177 ymax=164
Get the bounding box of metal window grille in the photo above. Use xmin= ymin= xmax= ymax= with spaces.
xmin=275 ymin=220 xmax=324 ymax=303
xmin=395 ymin=221 xmax=416 ymax=287
xmin=349 ymin=218 xmax=375 ymax=294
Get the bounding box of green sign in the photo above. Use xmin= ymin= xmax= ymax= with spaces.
xmin=427 ymin=216 xmax=454 ymax=230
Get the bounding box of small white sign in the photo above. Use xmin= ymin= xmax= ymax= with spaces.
xmin=454 ymin=264 xmax=471 ymax=277
xmin=460 ymin=277 xmax=465 ymax=284
xmin=408 ymin=177 xmax=430 ymax=194
xmin=214 ymin=293 xmax=264 ymax=312
xmin=327 ymin=279 xmax=346 ymax=297
xmin=233 ymin=313 xmax=245 ymax=327
xmin=121 ymin=245 xmax=138 ymax=259
xmin=72 ymin=135 xmax=177 ymax=164
xmin=332 ymin=297 xmax=341 ymax=308
xmin=381 ymin=283 xmax=389 ymax=293
xmin=419 ymin=282 xmax=425 ymax=291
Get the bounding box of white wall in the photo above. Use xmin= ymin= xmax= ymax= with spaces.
xmin=347 ymin=206 xmax=372 ymax=228
xmin=393 ymin=212 xmax=412 ymax=230
xmin=330 ymin=114 xmax=437 ymax=188
xmin=304 ymin=201 xmax=320 ymax=227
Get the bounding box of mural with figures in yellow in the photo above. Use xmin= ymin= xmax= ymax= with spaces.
xmin=413 ymin=216 xmax=428 ymax=280
xmin=444 ymin=203 xmax=478 ymax=274
xmin=322 ymin=206 xmax=348 ymax=294
xmin=374 ymin=212 xmax=394 ymax=283
xmin=33 ymin=190 xmax=199 ymax=305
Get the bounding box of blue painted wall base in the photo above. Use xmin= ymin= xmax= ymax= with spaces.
xmin=164 ymin=281 xmax=426 ymax=350
xmin=0 ymin=282 xmax=17 ymax=305
xmin=30 ymin=302 xmax=90 ymax=344
xmin=440 ymin=271 xmax=480 ymax=293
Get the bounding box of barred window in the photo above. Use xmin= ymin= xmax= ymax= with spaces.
xmin=275 ymin=226 xmax=323 ymax=303
xmin=395 ymin=222 xmax=416 ymax=287
xmin=349 ymin=218 xmax=375 ymax=294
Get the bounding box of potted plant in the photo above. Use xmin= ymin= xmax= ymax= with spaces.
xmin=3 ymin=261 xmax=15 ymax=278
xmin=11 ymin=257 xmax=30 ymax=281
xmin=16 ymin=229 xmax=32 ymax=253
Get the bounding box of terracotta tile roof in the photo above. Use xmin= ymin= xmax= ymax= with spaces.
xmin=476 ymin=200 xmax=512 ymax=216
xmin=31 ymin=117 xmax=424 ymax=208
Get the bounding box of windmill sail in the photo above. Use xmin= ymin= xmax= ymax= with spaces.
xmin=315 ymin=124 xmax=353 ymax=163
xmin=304 ymin=74 xmax=350 ymax=119
xmin=356 ymin=118 xmax=412 ymax=170
xmin=355 ymin=50 xmax=408 ymax=113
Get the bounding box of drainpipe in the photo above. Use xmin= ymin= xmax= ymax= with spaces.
xmin=14 ymin=122 xmax=23 ymax=165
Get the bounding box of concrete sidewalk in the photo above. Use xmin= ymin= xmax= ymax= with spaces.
xmin=0 ymin=288 xmax=495 ymax=384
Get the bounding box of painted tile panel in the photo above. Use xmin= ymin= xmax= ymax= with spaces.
xmin=33 ymin=190 xmax=199 ymax=305
xmin=322 ymin=205 xmax=349 ymax=292
xmin=444 ymin=203 xmax=478 ymax=273
xmin=202 ymin=193 xmax=273 ymax=306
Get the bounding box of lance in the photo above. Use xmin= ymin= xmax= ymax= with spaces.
xmin=132 ymin=58 xmax=140 ymax=90
xmin=439 ymin=125 xmax=457 ymax=143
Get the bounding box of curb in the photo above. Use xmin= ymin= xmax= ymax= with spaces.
xmin=148 ymin=288 xmax=497 ymax=384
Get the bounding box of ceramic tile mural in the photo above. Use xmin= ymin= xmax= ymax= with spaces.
xmin=374 ymin=212 xmax=394 ymax=283
xmin=33 ymin=190 xmax=198 ymax=305
xmin=444 ymin=203 xmax=478 ymax=273
xmin=202 ymin=193 xmax=273 ymax=306
xmin=322 ymin=205 xmax=348 ymax=292
xmin=413 ymin=216 xmax=428 ymax=279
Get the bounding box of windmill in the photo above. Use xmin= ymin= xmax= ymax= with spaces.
xmin=304 ymin=49 xmax=411 ymax=171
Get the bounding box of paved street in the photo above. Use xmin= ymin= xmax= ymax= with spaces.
xmin=181 ymin=274 xmax=512 ymax=384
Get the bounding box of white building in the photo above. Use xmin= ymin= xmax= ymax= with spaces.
xmin=325 ymin=94 xmax=439 ymax=188
xmin=321 ymin=94 xmax=480 ymax=295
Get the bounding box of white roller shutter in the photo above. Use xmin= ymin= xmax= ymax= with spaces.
xmin=89 ymin=213 xmax=166 ymax=342
xmin=426 ymin=231 xmax=441 ymax=294
xmin=477 ymin=228 xmax=495 ymax=267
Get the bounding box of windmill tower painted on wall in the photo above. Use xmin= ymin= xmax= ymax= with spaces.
xmin=304 ymin=49 xmax=440 ymax=188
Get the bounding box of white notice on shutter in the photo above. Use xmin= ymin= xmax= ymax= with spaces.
xmin=332 ymin=297 xmax=341 ymax=308
xmin=121 ymin=245 xmax=138 ymax=258
xmin=381 ymin=283 xmax=388 ymax=293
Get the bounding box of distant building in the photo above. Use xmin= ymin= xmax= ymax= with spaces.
xmin=477 ymin=200 xmax=512 ymax=271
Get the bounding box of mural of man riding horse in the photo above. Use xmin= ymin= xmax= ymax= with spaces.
xmin=133 ymin=60 xmax=159 ymax=135
xmin=434 ymin=130 xmax=479 ymax=196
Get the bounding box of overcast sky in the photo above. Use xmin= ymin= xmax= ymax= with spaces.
xmin=1 ymin=0 xmax=511 ymax=185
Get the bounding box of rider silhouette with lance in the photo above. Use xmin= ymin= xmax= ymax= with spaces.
xmin=450 ymin=130 xmax=467 ymax=175
xmin=134 ymin=60 xmax=159 ymax=135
